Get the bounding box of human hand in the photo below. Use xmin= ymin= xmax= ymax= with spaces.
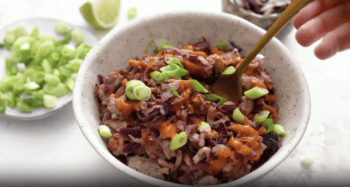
xmin=293 ymin=0 xmax=350 ymax=60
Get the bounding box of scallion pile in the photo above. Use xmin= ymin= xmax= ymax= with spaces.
xmin=0 ymin=22 xmax=92 ymax=113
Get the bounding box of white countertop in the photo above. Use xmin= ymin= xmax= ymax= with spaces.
xmin=1 ymin=0 xmax=349 ymax=186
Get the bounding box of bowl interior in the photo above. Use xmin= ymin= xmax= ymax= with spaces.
xmin=73 ymin=11 xmax=310 ymax=186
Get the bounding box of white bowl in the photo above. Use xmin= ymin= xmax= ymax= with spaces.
xmin=222 ymin=0 xmax=294 ymax=38
xmin=73 ymin=10 xmax=311 ymax=186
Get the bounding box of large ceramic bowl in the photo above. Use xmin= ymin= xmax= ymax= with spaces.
xmin=73 ymin=11 xmax=311 ymax=186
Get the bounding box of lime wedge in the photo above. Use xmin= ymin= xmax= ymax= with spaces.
xmin=79 ymin=0 xmax=121 ymax=29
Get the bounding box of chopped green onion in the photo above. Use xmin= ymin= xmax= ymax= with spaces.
xmin=43 ymin=95 xmax=57 ymax=109
xmin=170 ymin=86 xmax=180 ymax=97
xmin=43 ymin=82 xmax=69 ymax=97
xmin=155 ymin=40 xmax=174 ymax=53
xmin=44 ymin=74 xmax=60 ymax=86
xmin=218 ymin=41 xmax=228 ymax=52
xmin=0 ymin=92 xmax=6 ymax=113
xmin=204 ymin=94 xmax=228 ymax=105
xmin=56 ymin=29 xmax=72 ymax=46
xmin=262 ymin=118 xmax=274 ymax=133
xmin=170 ymin=131 xmax=187 ymax=151
xmin=221 ymin=66 xmax=236 ymax=75
xmin=98 ymin=125 xmax=112 ymax=139
xmin=159 ymin=64 xmax=188 ymax=79
xmin=14 ymin=24 xmax=29 ymax=37
xmin=254 ymin=110 xmax=270 ymax=123
xmin=24 ymin=82 xmax=40 ymax=91
xmin=30 ymin=26 xmax=40 ymax=38
xmin=34 ymin=40 xmax=54 ymax=65
xmin=232 ymin=108 xmax=244 ymax=124
xmin=272 ymin=124 xmax=286 ymax=137
xmin=71 ymin=73 xmax=77 ymax=81
xmin=42 ymin=59 xmax=52 ymax=73
xmin=71 ymin=29 xmax=84 ymax=44
xmin=0 ymin=23 xmax=91 ymax=113
xmin=167 ymin=57 xmax=184 ymax=68
xmin=127 ymin=7 xmax=138 ymax=20
xmin=55 ymin=21 xmax=69 ymax=35
xmin=300 ymin=155 xmax=314 ymax=166
xmin=125 ymin=80 xmax=145 ymax=100
xmin=6 ymin=92 xmax=16 ymax=109
xmin=65 ymin=58 xmax=83 ymax=72
xmin=189 ymin=79 xmax=208 ymax=93
xmin=198 ymin=122 xmax=211 ymax=132
xmin=40 ymin=35 xmax=57 ymax=46
xmin=133 ymin=85 xmax=151 ymax=101
xmin=150 ymin=71 xmax=165 ymax=82
xmin=16 ymin=98 xmax=33 ymax=113
xmin=16 ymin=63 xmax=26 ymax=71
xmin=75 ymin=43 xmax=92 ymax=59
xmin=244 ymin=87 xmax=269 ymax=100
xmin=65 ymin=78 xmax=75 ymax=91
xmin=3 ymin=29 xmax=18 ymax=50
xmin=145 ymin=39 xmax=155 ymax=55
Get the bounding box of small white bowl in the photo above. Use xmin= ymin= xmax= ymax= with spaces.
xmin=222 ymin=0 xmax=293 ymax=38
xmin=73 ymin=10 xmax=310 ymax=186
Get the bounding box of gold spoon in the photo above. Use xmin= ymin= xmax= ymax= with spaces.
xmin=210 ymin=0 xmax=310 ymax=102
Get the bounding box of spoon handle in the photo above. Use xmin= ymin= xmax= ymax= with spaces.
xmin=235 ymin=0 xmax=311 ymax=75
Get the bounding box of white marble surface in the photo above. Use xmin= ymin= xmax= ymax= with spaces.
xmin=0 ymin=0 xmax=349 ymax=186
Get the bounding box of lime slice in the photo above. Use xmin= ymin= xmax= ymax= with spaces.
xmin=79 ymin=0 xmax=121 ymax=29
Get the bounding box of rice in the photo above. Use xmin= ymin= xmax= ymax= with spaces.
xmin=94 ymin=37 xmax=282 ymax=185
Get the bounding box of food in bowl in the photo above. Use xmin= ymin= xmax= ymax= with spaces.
xmin=233 ymin=0 xmax=291 ymax=16
xmin=222 ymin=0 xmax=292 ymax=30
xmin=94 ymin=37 xmax=286 ymax=185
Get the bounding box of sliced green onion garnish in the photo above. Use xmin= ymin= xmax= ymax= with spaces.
xmin=170 ymin=86 xmax=180 ymax=97
xmin=244 ymin=87 xmax=269 ymax=100
xmin=150 ymin=71 xmax=165 ymax=82
xmin=232 ymin=108 xmax=244 ymax=124
xmin=160 ymin=64 xmax=188 ymax=79
xmin=204 ymin=94 xmax=228 ymax=105
xmin=170 ymin=131 xmax=187 ymax=151
xmin=198 ymin=122 xmax=211 ymax=132
xmin=30 ymin=26 xmax=40 ymax=38
xmin=24 ymin=82 xmax=40 ymax=91
xmin=43 ymin=95 xmax=57 ymax=109
xmin=65 ymin=78 xmax=75 ymax=91
xmin=155 ymin=40 xmax=174 ymax=53
xmin=16 ymin=98 xmax=33 ymax=113
xmin=42 ymin=59 xmax=52 ymax=73
xmin=167 ymin=57 xmax=184 ymax=68
xmin=6 ymin=92 xmax=16 ymax=109
xmin=98 ymin=125 xmax=112 ymax=139
xmin=125 ymin=80 xmax=145 ymax=100
xmin=0 ymin=92 xmax=6 ymax=114
xmin=16 ymin=63 xmax=26 ymax=71
xmin=189 ymin=79 xmax=208 ymax=93
xmin=133 ymin=85 xmax=152 ymax=101
xmin=145 ymin=39 xmax=155 ymax=55
xmin=71 ymin=29 xmax=84 ymax=44
xmin=218 ymin=41 xmax=228 ymax=52
xmin=44 ymin=74 xmax=60 ymax=86
xmin=221 ymin=66 xmax=236 ymax=75
xmin=300 ymin=155 xmax=314 ymax=166
xmin=55 ymin=21 xmax=69 ymax=35
xmin=272 ymin=124 xmax=286 ymax=137
xmin=254 ymin=110 xmax=270 ymax=123
xmin=262 ymin=118 xmax=274 ymax=133
xmin=127 ymin=7 xmax=138 ymax=20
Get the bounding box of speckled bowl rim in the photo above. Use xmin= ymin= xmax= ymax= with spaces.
xmin=73 ymin=10 xmax=311 ymax=187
